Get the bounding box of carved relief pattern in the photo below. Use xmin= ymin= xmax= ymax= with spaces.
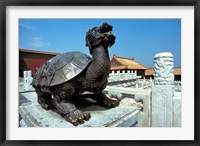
xmin=153 ymin=52 xmax=174 ymax=85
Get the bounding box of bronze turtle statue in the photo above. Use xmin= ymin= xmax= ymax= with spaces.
xmin=31 ymin=22 xmax=119 ymax=126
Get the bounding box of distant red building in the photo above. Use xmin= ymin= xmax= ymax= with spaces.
xmin=19 ymin=49 xmax=59 ymax=77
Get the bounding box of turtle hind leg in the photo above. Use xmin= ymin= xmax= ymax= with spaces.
xmin=53 ymin=99 xmax=91 ymax=126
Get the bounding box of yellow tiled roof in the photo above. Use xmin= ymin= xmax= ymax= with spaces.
xmin=110 ymin=65 xmax=127 ymax=70
xmin=145 ymin=67 xmax=181 ymax=75
xmin=111 ymin=55 xmax=149 ymax=70
xmin=173 ymin=67 xmax=181 ymax=75
xmin=145 ymin=68 xmax=154 ymax=75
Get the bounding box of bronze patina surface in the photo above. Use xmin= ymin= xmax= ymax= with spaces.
xmin=32 ymin=22 xmax=119 ymax=126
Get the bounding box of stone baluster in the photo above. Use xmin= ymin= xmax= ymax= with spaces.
xmin=151 ymin=52 xmax=175 ymax=127
xmin=136 ymin=78 xmax=139 ymax=88
xmin=23 ymin=70 xmax=33 ymax=90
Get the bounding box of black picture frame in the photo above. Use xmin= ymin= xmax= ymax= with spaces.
xmin=1 ymin=0 xmax=199 ymax=146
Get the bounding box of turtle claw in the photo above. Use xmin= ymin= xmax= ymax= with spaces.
xmin=38 ymin=94 xmax=54 ymax=110
xmin=38 ymin=99 xmax=54 ymax=110
xmin=64 ymin=110 xmax=91 ymax=126
xmin=40 ymin=103 xmax=51 ymax=110
xmin=83 ymin=111 xmax=91 ymax=121
xmin=101 ymin=96 xmax=120 ymax=108
xmin=94 ymin=93 xmax=120 ymax=108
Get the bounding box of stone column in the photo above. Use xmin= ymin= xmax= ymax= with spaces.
xmin=151 ymin=52 xmax=175 ymax=127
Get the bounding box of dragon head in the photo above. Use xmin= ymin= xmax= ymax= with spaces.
xmin=86 ymin=22 xmax=116 ymax=54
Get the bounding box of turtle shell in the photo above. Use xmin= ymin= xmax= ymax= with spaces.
xmin=34 ymin=51 xmax=91 ymax=87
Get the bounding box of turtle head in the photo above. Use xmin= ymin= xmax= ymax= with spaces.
xmin=86 ymin=22 xmax=116 ymax=53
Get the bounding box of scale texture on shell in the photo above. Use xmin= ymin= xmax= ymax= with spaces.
xmin=33 ymin=51 xmax=91 ymax=87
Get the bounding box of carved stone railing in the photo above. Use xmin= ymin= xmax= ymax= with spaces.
xmin=107 ymin=70 xmax=141 ymax=87
xmin=104 ymin=86 xmax=151 ymax=127
xmin=105 ymin=52 xmax=181 ymax=127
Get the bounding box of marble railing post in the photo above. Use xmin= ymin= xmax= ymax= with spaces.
xmin=151 ymin=52 xmax=175 ymax=127
xmin=23 ymin=70 xmax=33 ymax=90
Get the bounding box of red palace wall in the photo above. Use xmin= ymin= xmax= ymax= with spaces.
xmin=19 ymin=51 xmax=57 ymax=77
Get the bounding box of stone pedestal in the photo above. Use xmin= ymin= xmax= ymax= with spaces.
xmin=19 ymin=92 xmax=141 ymax=127
xmin=151 ymin=85 xmax=175 ymax=127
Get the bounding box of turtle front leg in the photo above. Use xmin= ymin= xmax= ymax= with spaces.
xmin=35 ymin=89 xmax=55 ymax=110
xmin=53 ymin=99 xmax=91 ymax=126
xmin=38 ymin=94 xmax=54 ymax=110
xmin=91 ymin=92 xmax=120 ymax=108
